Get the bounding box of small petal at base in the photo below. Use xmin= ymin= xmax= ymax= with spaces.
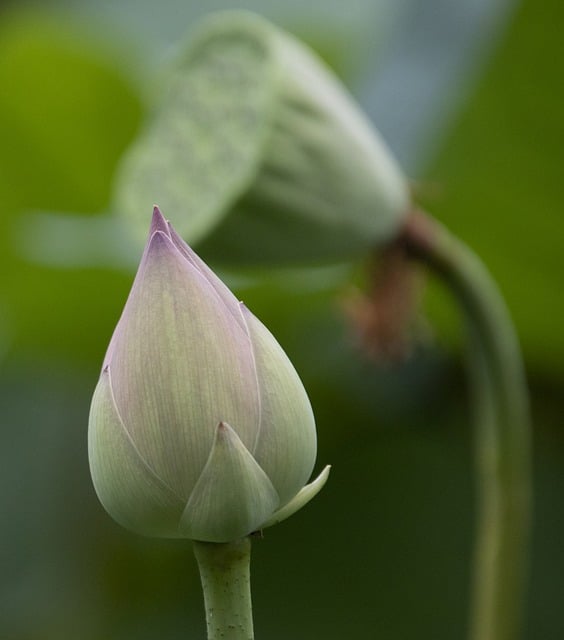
xmin=179 ymin=422 xmax=279 ymax=542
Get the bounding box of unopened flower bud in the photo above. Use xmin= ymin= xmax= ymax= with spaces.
xmin=115 ymin=11 xmax=409 ymax=264
xmin=88 ymin=206 xmax=329 ymax=542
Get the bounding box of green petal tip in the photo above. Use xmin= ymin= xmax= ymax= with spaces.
xmin=260 ymin=464 xmax=330 ymax=529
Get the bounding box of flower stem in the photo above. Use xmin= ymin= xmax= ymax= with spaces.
xmin=403 ymin=211 xmax=532 ymax=640
xmin=193 ymin=538 xmax=254 ymax=640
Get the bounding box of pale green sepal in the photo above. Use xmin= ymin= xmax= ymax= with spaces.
xmin=88 ymin=371 xmax=186 ymax=537
xmin=261 ymin=465 xmax=330 ymax=529
xmin=179 ymin=422 xmax=279 ymax=542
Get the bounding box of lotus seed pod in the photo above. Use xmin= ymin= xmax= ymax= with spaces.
xmin=88 ymin=206 xmax=329 ymax=542
xmin=115 ymin=12 xmax=409 ymax=265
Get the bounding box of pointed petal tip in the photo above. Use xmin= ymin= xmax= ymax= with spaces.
xmin=146 ymin=225 xmax=176 ymax=255
xmin=214 ymin=422 xmax=238 ymax=446
xmin=260 ymin=464 xmax=331 ymax=529
xmin=139 ymin=224 xmax=186 ymax=273
xmin=150 ymin=205 xmax=169 ymax=237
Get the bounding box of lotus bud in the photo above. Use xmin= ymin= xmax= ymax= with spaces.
xmin=88 ymin=206 xmax=329 ymax=542
xmin=115 ymin=11 xmax=409 ymax=264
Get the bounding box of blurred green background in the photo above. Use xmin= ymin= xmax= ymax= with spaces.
xmin=1 ymin=0 xmax=562 ymax=638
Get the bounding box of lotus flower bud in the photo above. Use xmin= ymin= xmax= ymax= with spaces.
xmin=88 ymin=206 xmax=329 ymax=542
xmin=115 ymin=11 xmax=409 ymax=264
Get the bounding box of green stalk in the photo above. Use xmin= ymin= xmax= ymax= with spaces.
xmin=193 ymin=538 xmax=254 ymax=640
xmin=404 ymin=211 xmax=532 ymax=640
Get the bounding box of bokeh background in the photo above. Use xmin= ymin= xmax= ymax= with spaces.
xmin=1 ymin=0 xmax=563 ymax=638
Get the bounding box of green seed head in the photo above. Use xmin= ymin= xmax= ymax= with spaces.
xmin=115 ymin=12 xmax=409 ymax=264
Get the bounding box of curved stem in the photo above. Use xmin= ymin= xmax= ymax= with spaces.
xmin=403 ymin=211 xmax=532 ymax=640
xmin=193 ymin=538 xmax=254 ymax=640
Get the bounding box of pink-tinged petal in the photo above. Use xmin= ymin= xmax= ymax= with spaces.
xmin=107 ymin=230 xmax=261 ymax=498
xmin=166 ymin=220 xmax=246 ymax=332
xmin=149 ymin=204 xmax=172 ymax=238
xmin=103 ymin=207 xmax=169 ymax=371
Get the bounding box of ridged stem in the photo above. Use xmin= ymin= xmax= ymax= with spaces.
xmin=193 ymin=538 xmax=254 ymax=640
xmin=404 ymin=211 xmax=532 ymax=640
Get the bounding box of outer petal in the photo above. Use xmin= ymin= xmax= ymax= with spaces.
xmin=167 ymin=218 xmax=246 ymax=331
xmin=147 ymin=208 xmax=243 ymax=328
xmin=240 ymin=304 xmax=317 ymax=505
xmin=107 ymin=230 xmax=261 ymax=498
xmin=88 ymin=370 xmax=186 ymax=537
xmin=179 ymin=422 xmax=279 ymax=542
xmin=103 ymin=207 xmax=172 ymax=371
